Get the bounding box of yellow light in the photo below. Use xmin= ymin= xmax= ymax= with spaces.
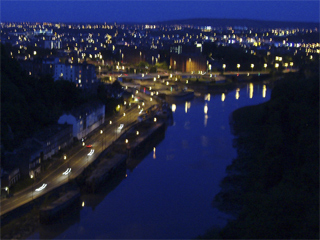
xmin=110 ymin=120 xmax=112 ymax=124
xmin=153 ymin=147 xmax=156 ymax=159
xmin=251 ymin=64 xmax=254 ymax=69
xmin=222 ymin=64 xmax=226 ymax=69
xmin=235 ymin=88 xmax=240 ymax=100
xmin=204 ymin=103 xmax=208 ymax=114
xmin=82 ymin=201 xmax=85 ymax=207
xmin=154 ymin=117 xmax=157 ymax=122
xmin=262 ymin=85 xmax=267 ymax=98
xmin=123 ymin=113 xmax=126 ymax=116
xmin=275 ymin=63 xmax=279 ymax=68
xmin=221 ymin=93 xmax=226 ymax=102
xmin=249 ymin=83 xmax=254 ymax=99
xmin=100 ymin=130 xmax=103 ymax=134
xmin=136 ymin=131 xmax=139 ymax=135
xmin=125 ymin=139 xmax=128 ymax=143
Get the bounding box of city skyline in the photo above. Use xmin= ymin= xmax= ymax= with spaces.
xmin=1 ymin=0 xmax=319 ymax=24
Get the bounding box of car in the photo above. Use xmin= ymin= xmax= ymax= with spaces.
xmin=86 ymin=144 xmax=92 ymax=148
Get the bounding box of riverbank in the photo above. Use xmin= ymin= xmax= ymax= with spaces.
xmin=212 ymin=74 xmax=319 ymax=239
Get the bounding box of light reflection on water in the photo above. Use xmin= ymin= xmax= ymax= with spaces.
xmin=28 ymin=83 xmax=271 ymax=240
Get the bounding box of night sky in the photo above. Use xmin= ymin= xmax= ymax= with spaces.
xmin=1 ymin=0 xmax=319 ymax=23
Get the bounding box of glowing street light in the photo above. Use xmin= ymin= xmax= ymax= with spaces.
xmin=222 ymin=64 xmax=226 ymax=73
xmin=275 ymin=63 xmax=279 ymax=71
xmin=251 ymin=64 xmax=254 ymax=72
xmin=237 ymin=64 xmax=240 ymax=73
xmin=264 ymin=63 xmax=267 ymax=72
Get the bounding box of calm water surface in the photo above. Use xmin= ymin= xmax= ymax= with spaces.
xmin=29 ymin=83 xmax=271 ymax=239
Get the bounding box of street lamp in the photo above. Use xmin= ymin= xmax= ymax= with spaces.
xmin=222 ymin=64 xmax=226 ymax=74
xmin=100 ymin=130 xmax=104 ymax=149
xmin=264 ymin=63 xmax=267 ymax=72
xmin=275 ymin=63 xmax=279 ymax=71
xmin=30 ymin=174 xmax=34 ymax=199
xmin=251 ymin=64 xmax=254 ymax=72
xmin=237 ymin=64 xmax=240 ymax=73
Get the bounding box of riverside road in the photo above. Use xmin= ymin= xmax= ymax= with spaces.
xmin=0 ymin=91 xmax=154 ymax=216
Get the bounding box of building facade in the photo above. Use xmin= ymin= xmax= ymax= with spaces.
xmin=53 ymin=61 xmax=98 ymax=89
xmin=58 ymin=102 xmax=105 ymax=140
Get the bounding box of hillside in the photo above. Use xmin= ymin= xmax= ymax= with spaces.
xmin=151 ymin=18 xmax=318 ymax=29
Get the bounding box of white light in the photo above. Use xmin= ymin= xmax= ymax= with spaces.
xmin=35 ymin=183 xmax=47 ymax=192
xmin=172 ymin=104 xmax=176 ymax=112
xmin=62 ymin=168 xmax=71 ymax=175
xmin=87 ymin=149 xmax=95 ymax=156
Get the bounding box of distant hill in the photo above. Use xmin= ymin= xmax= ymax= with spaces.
xmin=149 ymin=18 xmax=318 ymax=29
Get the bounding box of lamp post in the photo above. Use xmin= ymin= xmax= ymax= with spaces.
xmin=237 ymin=64 xmax=240 ymax=73
xmin=251 ymin=64 xmax=254 ymax=72
xmin=264 ymin=63 xmax=267 ymax=72
xmin=100 ymin=129 xmax=103 ymax=150
xmin=222 ymin=64 xmax=226 ymax=74
xmin=30 ymin=174 xmax=34 ymax=200
xmin=275 ymin=63 xmax=279 ymax=71
xmin=290 ymin=62 xmax=293 ymax=70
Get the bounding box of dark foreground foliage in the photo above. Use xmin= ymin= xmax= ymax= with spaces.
xmin=213 ymin=71 xmax=319 ymax=238
xmin=1 ymin=44 xmax=90 ymax=151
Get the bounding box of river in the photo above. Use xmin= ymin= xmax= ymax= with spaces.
xmin=28 ymin=83 xmax=271 ymax=239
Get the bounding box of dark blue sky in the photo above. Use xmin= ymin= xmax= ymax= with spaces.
xmin=1 ymin=1 xmax=319 ymax=23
